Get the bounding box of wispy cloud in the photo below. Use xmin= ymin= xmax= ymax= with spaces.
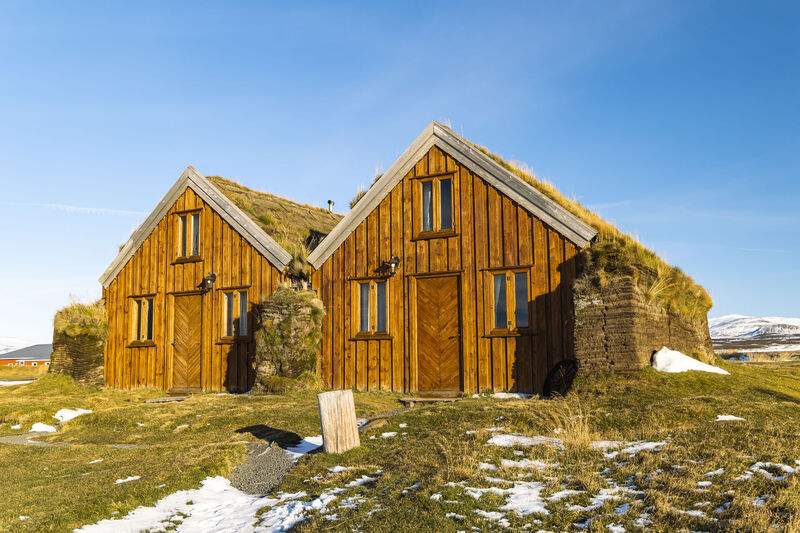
xmin=3 ymin=202 xmax=148 ymax=217
xmin=586 ymin=200 xmax=631 ymax=211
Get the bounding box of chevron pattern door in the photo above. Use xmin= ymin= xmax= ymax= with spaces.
xmin=172 ymin=294 xmax=202 ymax=391
xmin=416 ymin=275 xmax=461 ymax=394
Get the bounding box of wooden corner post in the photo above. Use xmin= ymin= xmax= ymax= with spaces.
xmin=317 ymin=389 xmax=360 ymax=454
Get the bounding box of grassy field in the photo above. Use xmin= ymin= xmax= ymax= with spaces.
xmin=0 ymin=365 xmax=49 ymax=381
xmin=280 ymin=360 xmax=800 ymax=532
xmin=0 ymin=376 xmax=400 ymax=532
xmin=1 ymin=361 xmax=799 ymax=531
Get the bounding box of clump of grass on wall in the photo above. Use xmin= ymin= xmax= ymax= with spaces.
xmin=252 ymin=288 xmax=325 ymax=394
xmin=53 ymin=299 xmax=108 ymax=340
xmin=474 ymin=147 xmax=713 ymax=323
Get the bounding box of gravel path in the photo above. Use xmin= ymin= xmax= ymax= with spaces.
xmin=228 ymin=442 xmax=295 ymax=495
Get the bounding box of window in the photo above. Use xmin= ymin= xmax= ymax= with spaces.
xmin=418 ymin=175 xmax=455 ymax=236
xmin=359 ymin=283 xmax=370 ymax=332
xmin=177 ymin=212 xmax=201 ymax=258
xmin=131 ymin=297 xmax=154 ymax=341
xmin=223 ymin=290 xmax=248 ymax=338
xmin=32 ymin=362 xmax=37 ymax=367
xmin=356 ymin=279 xmax=389 ymax=335
xmin=488 ymin=270 xmax=530 ymax=333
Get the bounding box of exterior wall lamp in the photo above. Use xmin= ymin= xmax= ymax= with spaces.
xmin=200 ymin=273 xmax=217 ymax=293
xmin=383 ymin=256 xmax=400 ymax=276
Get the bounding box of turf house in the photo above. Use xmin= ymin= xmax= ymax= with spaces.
xmin=99 ymin=167 xmax=341 ymax=393
xmin=100 ymin=122 xmax=713 ymax=395
xmin=309 ymin=122 xmax=598 ymax=395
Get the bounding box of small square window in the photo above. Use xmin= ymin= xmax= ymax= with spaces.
xmin=489 ymin=269 xmax=530 ymax=333
xmin=417 ymin=176 xmax=455 ymax=236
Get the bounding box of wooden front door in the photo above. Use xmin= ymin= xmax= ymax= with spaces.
xmin=416 ymin=275 xmax=461 ymax=394
xmin=172 ymin=293 xmax=202 ymax=392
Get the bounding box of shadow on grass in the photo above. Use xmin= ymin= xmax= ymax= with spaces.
xmin=754 ymin=387 xmax=800 ymax=403
xmin=235 ymin=425 xmax=302 ymax=447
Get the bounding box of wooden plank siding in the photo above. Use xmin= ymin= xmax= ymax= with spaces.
xmin=104 ymin=187 xmax=283 ymax=392
xmin=311 ymin=145 xmax=582 ymax=394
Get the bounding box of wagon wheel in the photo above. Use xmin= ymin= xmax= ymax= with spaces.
xmin=543 ymin=359 xmax=579 ymax=398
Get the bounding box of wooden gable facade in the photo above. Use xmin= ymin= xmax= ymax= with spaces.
xmin=309 ymin=123 xmax=597 ymax=395
xmin=100 ymin=168 xmax=291 ymax=393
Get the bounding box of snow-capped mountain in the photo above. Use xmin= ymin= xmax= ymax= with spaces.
xmin=709 ymin=315 xmax=800 ymax=339
xmin=710 ymin=315 xmax=800 ymax=353
xmin=0 ymin=337 xmax=37 ymax=356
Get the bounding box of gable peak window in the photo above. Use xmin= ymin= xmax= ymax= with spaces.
xmin=176 ymin=211 xmax=201 ymax=258
xmin=417 ymin=175 xmax=454 ymax=236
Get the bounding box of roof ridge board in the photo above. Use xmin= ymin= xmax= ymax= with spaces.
xmin=99 ymin=167 xmax=292 ymax=288
xmin=98 ymin=171 xmax=193 ymax=286
xmin=308 ymin=122 xmax=597 ymax=269
xmin=432 ymin=125 xmax=597 ymax=243
xmin=307 ymin=125 xmax=437 ymax=267
xmin=188 ymin=174 xmax=292 ymax=268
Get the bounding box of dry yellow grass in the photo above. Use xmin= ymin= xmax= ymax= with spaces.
xmin=474 ymin=147 xmax=713 ymax=323
xmin=206 ymin=176 xmax=342 ymax=257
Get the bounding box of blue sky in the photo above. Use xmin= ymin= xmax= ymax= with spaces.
xmin=1 ymin=1 xmax=798 ymax=342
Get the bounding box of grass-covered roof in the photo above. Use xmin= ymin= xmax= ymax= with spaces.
xmin=473 ymin=146 xmax=712 ymax=324
xmin=207 ymin=176 xmax=342 ymax=255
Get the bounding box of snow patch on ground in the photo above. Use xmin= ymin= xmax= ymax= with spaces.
xmin=30 ymin=423 xmax=56 ymax=433
xmin=115 ymin=476 xmax=140 ymax=484
xmin=603 ymin=441 xmax=666 ymax=460
xmin=591 ymin=440 xmax=623 ymax=451
xmin=53 ymin=408 xmax=92 ymax=423
xmin=651 ymin=347 xmax=729 ymax=374
xmin=78 ymin=477 xmax=314 ymax=533
xmin=491 ymin=392 xmax=532 ymax=399
xmin=486 ymin=434 xmax=563 ymax=449
xmin=327 ymin=466 xmax=349 ymax=473
xmin=500 ymin=458 xmax=556 ymax=471
xmin=10 ymin=424 xmax=21 ymax=429
xmin=380 ymin=432 xmax=397 ymax=438
xmin=713 ymin=414 xmax=746 ymax=422
xmin=284 ymin=435 xmax=323 ymax=461
xmin=749 ymin=462 xmax=799 ymax=481
xmin=0 ymin=380 xmax=34 ymax=386
xmin=474 ymin=509 xmax=510 ymax=527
